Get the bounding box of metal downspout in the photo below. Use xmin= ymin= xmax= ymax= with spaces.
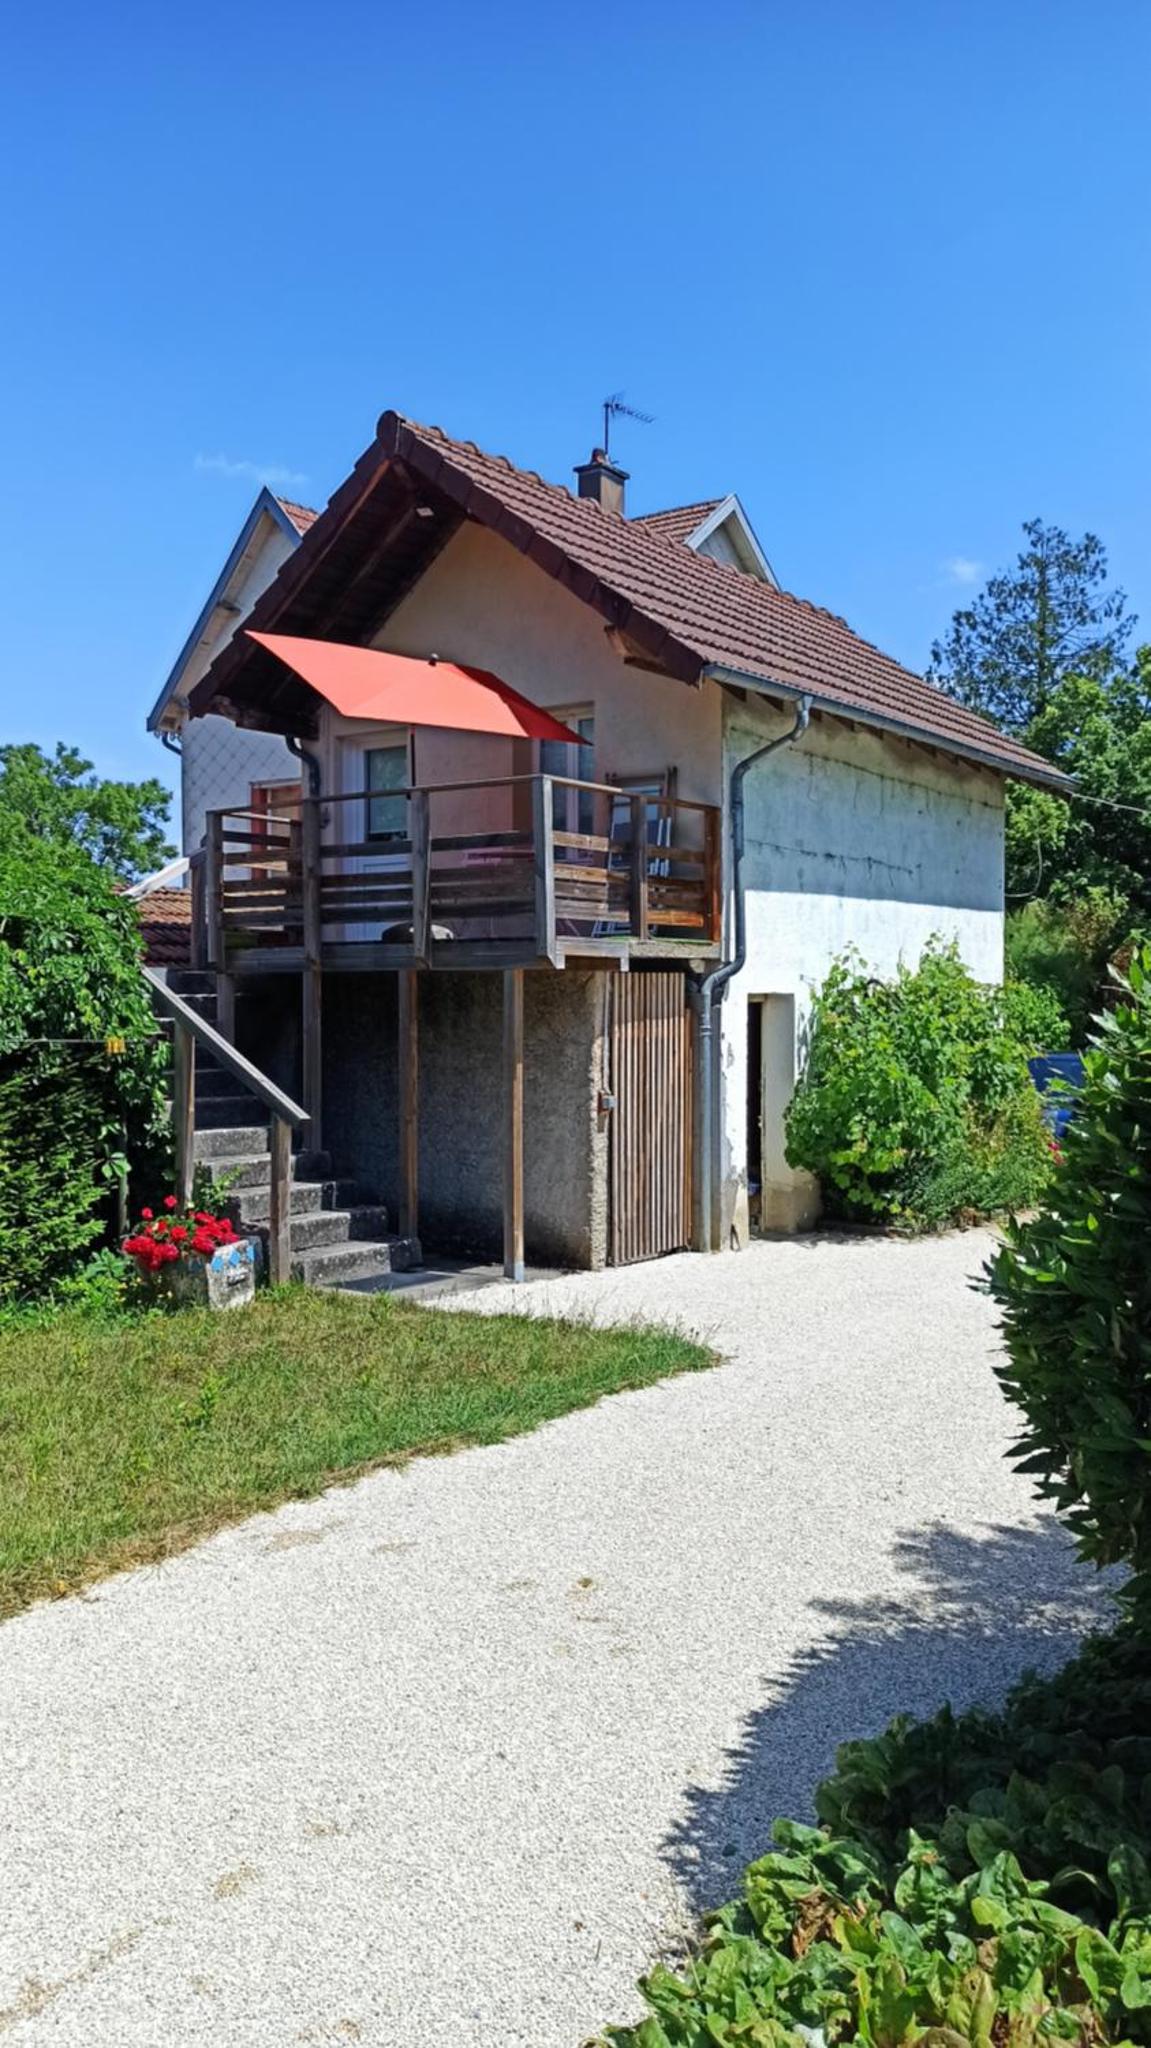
xmin=691 ymin=694 xmax=812 ymax=1251
xmin=286 ymin=736 xmax=323 ymax=798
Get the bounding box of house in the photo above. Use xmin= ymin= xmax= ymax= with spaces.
xmin=148 ymin=489 xmax=319 ymax=854
xmin=162 ymin=409 xmax=1065 ymax=1280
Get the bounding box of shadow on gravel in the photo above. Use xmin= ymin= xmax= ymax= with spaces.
xmin=665 ymin=1516 xmax=1112 ymax=1913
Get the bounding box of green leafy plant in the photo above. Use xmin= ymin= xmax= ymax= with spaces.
xmin=784 ymin=942 xmax=1052 ymax=1228
xmin=599 ymin=1629 xmax=1151 ymax=2048
xmin=0 ymin=820 xmax=170 ymax=1303
xmin=990 ymin=949 xmax=1151 ymax=1611
xmin=599 ymin=1815 xmax=1151 ymax=2047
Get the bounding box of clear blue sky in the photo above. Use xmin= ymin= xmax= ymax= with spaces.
xmin=2 ymin=0 xmax=1147 ymax=810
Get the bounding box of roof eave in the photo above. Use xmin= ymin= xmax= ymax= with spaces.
xmin=703 ymin=664 xmax=1074 ymax=793
xmin=147 ymin=487 xmax=305 ymax=732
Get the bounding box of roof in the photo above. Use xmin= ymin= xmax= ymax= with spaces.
xmin=135 ymin=887 xmax=192 ymax=968
xmin=274 ymin=497 xmax=319 ymax=535
xmin=633 ymin=500 xmax=723 ymax=543
xmin=147 ymin=486 xmax=314 ymax=730
xmin=189 ymin=411 xmax=1067 ymax=791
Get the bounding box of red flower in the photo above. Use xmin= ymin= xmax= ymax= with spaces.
xmin=164 ymin=1195 xmax=178 ymax=1211
xmin=140 ymin=1207 xmax=153 ymax=1221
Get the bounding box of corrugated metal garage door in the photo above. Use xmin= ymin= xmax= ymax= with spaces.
xmin=608 ymin=972 xmax=693 ymax=1265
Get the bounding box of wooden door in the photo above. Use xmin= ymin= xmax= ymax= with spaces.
xmin=609 ymin=971 xmax=693 ymax=1264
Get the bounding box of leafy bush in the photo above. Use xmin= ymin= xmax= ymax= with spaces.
xmin=602 ymin=1819 xmax=1151 ymax=2047
xmin=990 ymin=950 xmax=1151 ymax=1610
xmin=784 ymin=942 xmax=1053 ymax=1228
xmin=0 ymin=823 xmax=169 ymax=1303
xmin=599 ymin=1631 xmax=1151 ymax=2048
xmin=1005 ymin=891 xmax=1128 ymax=1048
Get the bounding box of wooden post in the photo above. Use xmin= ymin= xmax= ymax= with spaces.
xmin=409 ymin=787 xmax=431 ymax=966
xmin=301 ymin=798 xmax=323 ymax=1150
xmin=189 ymin=848 xmax=206 ymax=970
xmin=204 ymin=812 xmax=224 ymax=969
xmin=629 ymin=793 xmax=650 ymax=942
xmin=204 ymin=813 xmax=235 ymax=1041
xmin=398 ymin=969 xmax=419 ymax=1241
xmin=173 ymin=1021 xmax=196 ymax=1208
xmin=503 ymin=967 xmax=525 ymax=1281
xmin=531 ymin=774 xmax=557 ymax=963
xmin=268 ymin=1114 xmax=292 ymax=1286
xmin=704 ymin=804 xmax=722 ymax=946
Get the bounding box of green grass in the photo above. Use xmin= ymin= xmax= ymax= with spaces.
xmin=0 ymin=1287 xmax=711 ymax=1619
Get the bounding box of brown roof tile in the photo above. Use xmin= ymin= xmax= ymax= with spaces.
xmin=193 ymin=412 xmax=1065 ymax=791
xmin=379 ymin=417 xmax=1064 ymax=788
xmin=632 ymin=500 xmax=722 ymax=543
xmin=274 ymin=497 xmax=319 ymax=535
xmin=136 ymin=887 xmax=192 ymax=968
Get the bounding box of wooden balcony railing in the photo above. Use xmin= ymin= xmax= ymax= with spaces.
xmin=201 ymin=775 xmax=721 ymax=969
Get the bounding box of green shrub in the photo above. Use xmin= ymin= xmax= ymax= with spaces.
xmin=784 ymin=942 xmax=1053 ymax=1228
xmin=600 ymin=1630 xmax=1151 ymax=2048
xmin=602 ymin=1818 xmax=1151 ymax=2047
xmin=1005 ymin=891 xmax=1128 ymax=1048
xmin=0 ymin=823 xmax=169 ymax=1303
xmin=990 ymin=949 xmax=1151 ymax=1611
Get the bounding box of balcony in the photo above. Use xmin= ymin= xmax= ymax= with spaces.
xmin=197 ymin=775 xmax=722 ymax=974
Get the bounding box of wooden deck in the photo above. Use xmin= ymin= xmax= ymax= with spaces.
xmin=197 ymin=774 xmax=722 ymax=975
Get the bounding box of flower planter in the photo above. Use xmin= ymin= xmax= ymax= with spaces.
xmin=167 ymin=1237 xmax=258 ymax=1311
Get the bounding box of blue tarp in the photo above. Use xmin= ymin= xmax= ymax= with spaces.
xmin=1028 ymin=1054 xmax=1086 ymax=1138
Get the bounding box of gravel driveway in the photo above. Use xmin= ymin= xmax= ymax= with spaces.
xmin=0 ymin=1231 xmax=1107 ymax=2046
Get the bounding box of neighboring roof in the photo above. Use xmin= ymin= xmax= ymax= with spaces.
xmin=275 ymin=497 xmax=319 ymax=535
xmin=189 ymin=411 xmax=1068 ymax=791
xmin=147 ymin=486 xmax=314 ymax=731
xmin=633 ymin=499 xmax=723 ymax=542
xmin=634 ymin=494 xmax=777 ymax=584
xmin=135 ymin=887 xmax=192 ymax=968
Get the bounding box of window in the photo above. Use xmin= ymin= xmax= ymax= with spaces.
xmin=365 ymin=744 xmax=409 ymax=842
xmin=541 ymin=712 xmax=595 ymax=835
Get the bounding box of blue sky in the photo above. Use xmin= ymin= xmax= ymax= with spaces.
xmin=2 ymin=0 xmax=1147 ymax=809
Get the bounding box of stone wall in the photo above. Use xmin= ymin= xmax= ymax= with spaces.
xmin=259 ymin=968 xmax=609 ymax=1268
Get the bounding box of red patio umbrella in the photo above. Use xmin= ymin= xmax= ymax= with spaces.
xmin=246 ymin=632 xmax=583 ymax=744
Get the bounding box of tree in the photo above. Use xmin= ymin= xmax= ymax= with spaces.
xmin=1005 ymin=649 xmax=1151 ymax=913
xmin=0 ymin=811 xmax=170 ymax=1301
xmin=0 ymin=742 xmax=174 ymax=882
xmin=928 ymin=519 xmax=1133 ymax=734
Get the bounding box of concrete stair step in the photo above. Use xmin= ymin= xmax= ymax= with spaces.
xmin=193 ymin=1124 xmax=270 ymax=1162
xmin=193 ymin=1065 xmax=246 ymax=1101
xmin=198 ymin=1151 xmax=275 ymax=1189
xmin=225 ymin=1180 xmax=324 ymax=1226
xmin=166 ymin=970 xmax=216 ymax=997
xmin=292 ymin=1236 xmax=422 ymax=1288
xmin=193 ymin=1094 xmax=271 ymax=1130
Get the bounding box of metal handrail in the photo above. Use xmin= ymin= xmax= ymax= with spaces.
xmin=143 ymin=966 xmax=309 ymax=1127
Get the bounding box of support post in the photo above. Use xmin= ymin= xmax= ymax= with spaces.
xmin=189 ymin=847 xmax=207 ymax=970
xmin=629 ymin=793 xmax=650 ymax=941
xmin=301 ymin=798 xmax=323 ymax=1150
xmin=703 ymin=804 xmax=722 ymax=945
xmin=204 ymin=812 xmax=224 ymax=969
xmin=503 ymin=967 xmax=525 ymax=1282
xmin=531 ymin=774 xmax=557 ymax=963
xmin=398 ymin=969 xmax=419 ymax=1241
xmin=409 ymin=787 xmax=431 ymax=966
xmin=268 ymin=1114 xmax=292 ymax=1286
xmin=204 ymin=814 xmax=235 ymax=1040
xmin=172 ymin=1021 xmax=196 ymax=1209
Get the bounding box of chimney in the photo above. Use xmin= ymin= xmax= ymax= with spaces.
xmin=574 ymin=447 xmax=628 ymax=517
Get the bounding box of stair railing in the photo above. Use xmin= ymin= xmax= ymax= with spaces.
xmin=143 ymin=965 xmax=310 ymax=1285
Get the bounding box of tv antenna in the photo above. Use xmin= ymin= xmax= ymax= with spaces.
xmin=602 ymin=392 xmax=654 ymax=460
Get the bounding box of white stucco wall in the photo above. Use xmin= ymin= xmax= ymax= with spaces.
xmin=718 ymin=692 xmax=1006 ymax=1244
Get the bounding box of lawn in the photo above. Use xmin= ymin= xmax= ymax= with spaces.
xmin=0 ymin=1286 xmax=710 ymax=1619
